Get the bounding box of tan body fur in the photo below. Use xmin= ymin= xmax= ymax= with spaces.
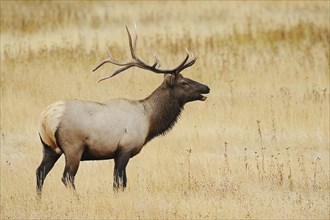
xmin=39 ymin=99 xmax=150 ymax=160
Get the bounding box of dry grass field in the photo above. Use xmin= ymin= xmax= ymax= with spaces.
xmin=1 ymin=1 xmax=329 ymax=219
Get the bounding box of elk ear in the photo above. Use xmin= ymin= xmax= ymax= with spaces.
xmin=164 ymin=74 xmax=175 ymax=87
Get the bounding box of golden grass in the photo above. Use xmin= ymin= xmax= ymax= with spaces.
xmin=1 ymin=1 xmax=329 ymax=219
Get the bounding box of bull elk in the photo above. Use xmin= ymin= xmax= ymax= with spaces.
xmin=36 ymin=26 xmax=210 ymax=194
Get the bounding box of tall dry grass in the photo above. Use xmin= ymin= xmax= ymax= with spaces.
xmin=1 ymin=1 xmax=329 ymax=219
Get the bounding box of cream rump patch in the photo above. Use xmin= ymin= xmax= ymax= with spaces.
xmin=38 ymin=100 xmax=66 ymax=154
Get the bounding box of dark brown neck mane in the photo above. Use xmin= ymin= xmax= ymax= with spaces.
xmin=141 ymin=83 xmax=183 ymax=143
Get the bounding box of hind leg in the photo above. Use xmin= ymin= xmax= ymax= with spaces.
xmin=36 ymin=145 xmax=61 ymax=195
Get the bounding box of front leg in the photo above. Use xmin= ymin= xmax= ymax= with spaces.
xmin=113 ymin=149 xmax=130 ymax=191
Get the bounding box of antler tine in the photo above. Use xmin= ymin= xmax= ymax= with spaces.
xmin=98 ymin=64 xmax=135 ymax=83
xmin=92 ymin=59 xmax=110 ymax=72
xmin=93 ymin=25 xmax=198 ymax=82
xmin=186 ymin=51 xmax=197 ymax=66
xmin=152 ymin=52 xmax=161 ymax=68
xmin=183 ymin=56 xmax=197 ymax=69
xmin=92 ymin=53 xmax=131 ymax=72
xmin=172 ymin=49 xmax=190 ymax=74
xmin=126 ymin=25 xmax=137 ymax=59
xmin=174 ymin=50 xmax=197 ymax=73
xmin=133 ymin=22 xmax=138 ymax=51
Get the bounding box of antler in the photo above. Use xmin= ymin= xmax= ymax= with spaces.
xmin=92 ymin=26 xmax=197 ymax=83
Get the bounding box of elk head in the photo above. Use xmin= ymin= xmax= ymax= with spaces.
xmin=92 ymin=26 xmax=210 ymax=106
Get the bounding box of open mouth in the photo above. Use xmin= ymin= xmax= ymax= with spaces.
xmin=200 ymin=94 xmax=208 ymax=101
xmin=199 ymin=90 xmax=209 ymax=101
xmin=201 ymin=95 xmax=207 ymax=101
xmin=198 ymin=86 xmax=210 ymax=101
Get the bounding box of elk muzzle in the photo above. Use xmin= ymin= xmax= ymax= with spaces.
xmin=198 ymin=84 xmax=210 ymax=101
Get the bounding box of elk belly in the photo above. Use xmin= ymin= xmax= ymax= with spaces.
xmin=38 ymin=100 xmax=66 ymax=154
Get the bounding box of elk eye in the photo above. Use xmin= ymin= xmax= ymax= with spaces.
xmin=181 ymin=81 xmax=189 ymax=86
